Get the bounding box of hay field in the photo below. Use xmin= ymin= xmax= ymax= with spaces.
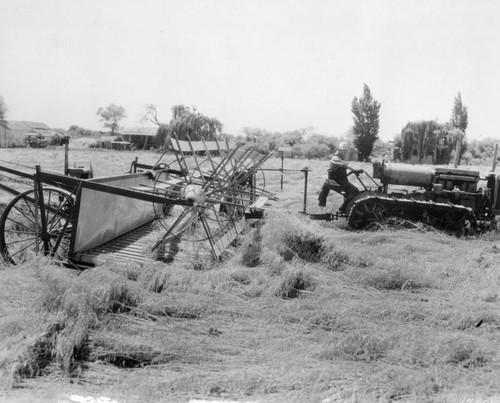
xmin=1 ymin=146 xmax=500 ymax=403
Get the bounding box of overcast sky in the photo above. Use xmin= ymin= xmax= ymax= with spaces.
xmin=1 ymin=0 xmax=500 ymax=141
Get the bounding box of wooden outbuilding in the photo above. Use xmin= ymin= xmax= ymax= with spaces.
xmin=0 ymin=120 xmax=56 ymax=148
xmin=121 ymin=127 xmax=158 ymax=149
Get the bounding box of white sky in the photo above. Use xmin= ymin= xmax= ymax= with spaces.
xmin=1 ymin=0 xmax=500 ymax=141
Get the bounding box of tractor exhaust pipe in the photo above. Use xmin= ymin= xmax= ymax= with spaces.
xmin=453 ymin=140 xmax=462 ymax=168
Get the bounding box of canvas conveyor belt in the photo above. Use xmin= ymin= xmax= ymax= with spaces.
xmin=73 ymin=221 xmax=160 ymax=266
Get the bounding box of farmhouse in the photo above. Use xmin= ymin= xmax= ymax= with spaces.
xmin=0 ymin=120 xmax=57 ymax=148
xmin=121 ymin=126 xmax=158 ymax=149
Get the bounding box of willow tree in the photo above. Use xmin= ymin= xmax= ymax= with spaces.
xmin=170 ymin=105 xmax=222 ymax=141
xmin=155 ymin=105 xmax=223 ymax=150
xmin=399 ymin=120 xmax=465 ymax=164
xmin=400 ymin=121 xmax=442 ymax=162
xmin=351 ymin=84 xmax=381 ymax=161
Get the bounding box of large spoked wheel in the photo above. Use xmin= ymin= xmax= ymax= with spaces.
xmin=0 ymin=187 xmax=74 ymax=265
xmin=347 ymin=196 xmax=388 ymax=230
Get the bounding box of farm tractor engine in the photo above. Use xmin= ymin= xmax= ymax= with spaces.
xmin=310 ymin=161 xmax=500 ymax=233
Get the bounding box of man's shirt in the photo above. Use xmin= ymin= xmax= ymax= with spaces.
xmin=327 ymin=154 xmax=349 ymax=185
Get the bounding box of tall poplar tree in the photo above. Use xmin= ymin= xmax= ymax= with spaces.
xmin=450 ymin=92 xmax=468 ymax=133
xmin=351 ymin=84 xmax=381 ymax=161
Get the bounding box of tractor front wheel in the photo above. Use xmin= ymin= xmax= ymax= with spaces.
xmin=346 ymin=195 xmax=388 ymax=230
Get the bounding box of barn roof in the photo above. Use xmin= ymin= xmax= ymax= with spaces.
xmin=5 ymin=121 xmax=30 ymax=130
xmin=121 ymin=126 xmax=157 ymax=136
xmin=24 ymin=121 xmax=50 ymax=130
xmin=5 ymin=120 xmax=51 ymax=131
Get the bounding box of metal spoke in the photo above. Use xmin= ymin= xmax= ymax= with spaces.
xmin=5 ymin=235 xmax=38 ymax=245
xmin=12 ymin=203 xmax=37 ymax=227
xmin=20 ymin=197 xmax=38 ymax=225
xmin=7 ymin=239 xmax=40 ymax=259
xmin=5 ymin=216 xmax=36 ymax=233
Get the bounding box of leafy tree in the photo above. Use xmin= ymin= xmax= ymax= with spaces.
xmin=308 ymin=134 xmax=338 ymax=153
xmin=96 ymin=104 xmax=127 ymax=135
xmin=467 ymin=138 xmax=497 ymax=163
xmin=242 ymin=127 xmax=306 ymax=153
xmin=450 ymin=92 xmax=468 ymax=133
xmin=351 ymin=84 xmax=381 ymax=161
xmin=242 ymin=127 xmax=275 ymax=152
xmin=68 ymin=125 xmax=93 ymax=137
xmin=0 ymin=96 xmax=7 ymax=129
xmin=242 ymin=127 xmax=268 ymax=143
xmin=282 ymin=130 xmax=304 ymax=147
xmin=241 ymin=127 xmax=339 ymax=157
xmin=300 ymin=143 xmax=330 ymax=159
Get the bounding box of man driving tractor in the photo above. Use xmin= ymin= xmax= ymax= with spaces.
xmin=318 ymin=142 xmax=362 ymax=212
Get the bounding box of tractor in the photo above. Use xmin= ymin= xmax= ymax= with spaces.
xmin=309 ymin=161 xmax=500 ymax=233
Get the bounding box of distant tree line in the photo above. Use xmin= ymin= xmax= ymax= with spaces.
xmin=145 ymin=103 xmax=342 ymax=158
xmin=3 ymin=91 xmax=488 ymax=166
xmin=232 ymin=127 xmax=339 ymax=159
xmin=462 ymin=138 xmax=500 ymax=165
